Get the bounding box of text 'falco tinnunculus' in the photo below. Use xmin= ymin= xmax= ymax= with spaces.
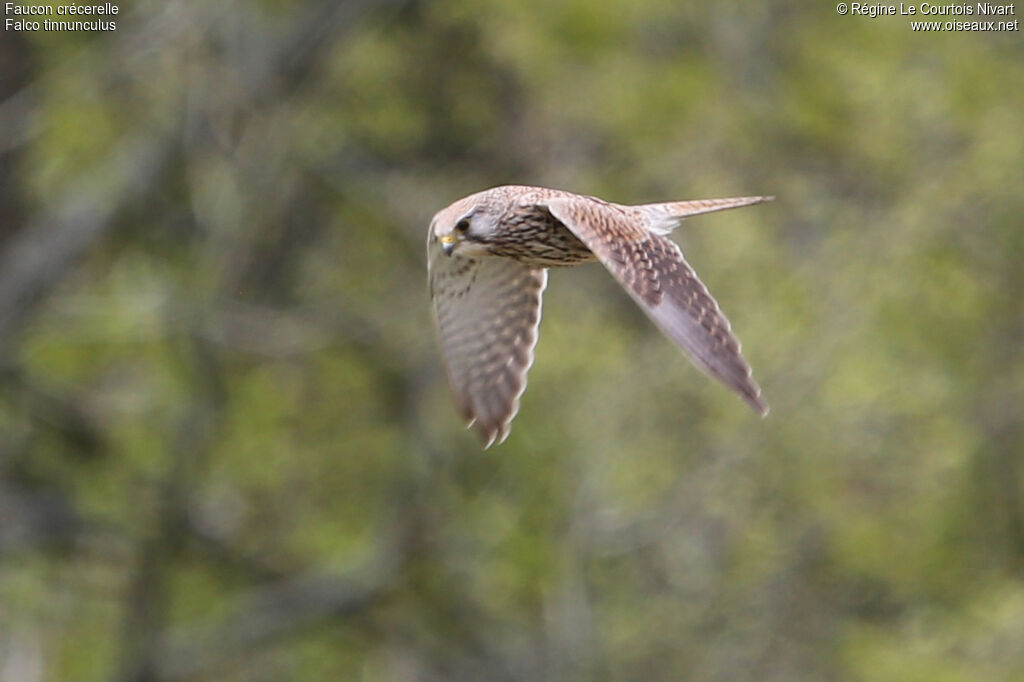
xmin=427 ymin=185 xmax=772 ymax=447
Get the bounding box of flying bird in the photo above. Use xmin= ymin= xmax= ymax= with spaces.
xmin=427 ymin=185 xmax=771 ymax=447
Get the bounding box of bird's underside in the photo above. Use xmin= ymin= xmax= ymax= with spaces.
xmin=427 ymin=185 xmax=771 ymax=447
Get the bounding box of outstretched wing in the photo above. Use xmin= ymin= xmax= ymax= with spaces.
xmin=428 ymin=239 xmax=548 ymax=447
xmin=537 ymin=196 xmax=768 ymax=415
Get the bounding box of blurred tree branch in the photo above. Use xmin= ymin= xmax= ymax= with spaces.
xmin=154 ymin=525 xmax=408 ymax=681
xmin=0 ymin=364 xmax=105 ymax=459
xmin=116 ymin=328 xmax=228 ymax=682
xmin=0 ymin=134 xmax=174 ymax=357
xmin=0 ymin=32 xmax=32 ymax=249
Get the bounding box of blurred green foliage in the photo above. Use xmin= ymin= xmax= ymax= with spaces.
xmin=0 ymin=0 xmax=1022 ymax=680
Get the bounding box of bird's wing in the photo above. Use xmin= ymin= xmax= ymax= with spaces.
xmin=428 ymin=238 xmax=548 ymax=447
xmin=536 ymin=196 xmax=768 ymax=415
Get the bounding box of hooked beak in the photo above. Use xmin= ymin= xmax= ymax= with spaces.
xmin=440 ymin=234 xmax=457 ymax=256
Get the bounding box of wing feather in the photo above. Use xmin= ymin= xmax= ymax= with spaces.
xmin=537 ymin=197 xmax=768 ymax=416
xmin=428 ymin=238 xmax=548 ymax=446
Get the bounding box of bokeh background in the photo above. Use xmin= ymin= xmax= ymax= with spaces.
xmin=1 ymin=1 xmax=1022 ymax=680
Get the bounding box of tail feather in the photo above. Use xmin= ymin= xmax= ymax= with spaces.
xmin=637 ymin=195 xmax=774 ymax=234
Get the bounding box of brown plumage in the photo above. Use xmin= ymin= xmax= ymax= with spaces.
xmin=427 ymin=185 xmax=772 ymax=447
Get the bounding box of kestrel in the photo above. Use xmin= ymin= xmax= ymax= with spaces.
xmin=428 ymin=185 xmax=771 ymax=447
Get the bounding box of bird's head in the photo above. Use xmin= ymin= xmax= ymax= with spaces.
xmin=429 ymin=193 xmax=504 ymax=258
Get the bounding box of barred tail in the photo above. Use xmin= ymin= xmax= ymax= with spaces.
xmin=637 ymin=195 xmax=774 ymax=234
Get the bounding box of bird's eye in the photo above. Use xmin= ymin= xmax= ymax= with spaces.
xmin=455 ymin=218 xmax=470 ymax=233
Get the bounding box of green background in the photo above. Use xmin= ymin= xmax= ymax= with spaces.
xmin=1 ymin=1 xmax=1022 ymax=680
